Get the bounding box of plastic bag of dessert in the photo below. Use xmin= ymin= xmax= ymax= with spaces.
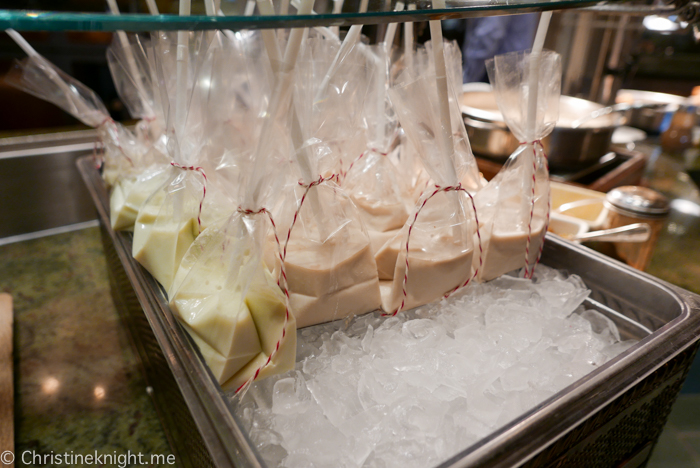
xmin=169 ymin=65 xmax=295 ymax=394
xmin=106 ymin=32 xmax=164 ymax=145
xmin=131 ymin=31 xmax=224 ymax=292
xmin=207 ymin=31 xmax=277 ymax=194
xmin=341 ymin=44 xmax=409 ymax=255
xmin=393 ymin=40 xmax=480 ymax=191
xmin=379 ymin=40 xmax=482 ymax=314
xmin=472 ymin=50 xmax=560 ymax=282
xmin=105 ymin=33 xmax=175 ymax=232
xmin=4 ymin=30 xmax=144 ymax=186
xmin=293 ymin=30 xmax=368 ymax=179
xmin=264 ymin=34 xmax=382 ymax=329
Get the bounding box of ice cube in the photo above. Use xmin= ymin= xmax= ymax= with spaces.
xmin=231 ymin=264 xmax=637 ymax=468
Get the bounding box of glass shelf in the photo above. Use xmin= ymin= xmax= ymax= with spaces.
xmin=0 ymin=0 xmax=618 ymax=31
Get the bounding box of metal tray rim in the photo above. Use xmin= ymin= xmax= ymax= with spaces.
xmin=76 ymin=156 xmax=700 ymax=468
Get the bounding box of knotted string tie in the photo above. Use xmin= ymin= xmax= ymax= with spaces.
xmin=170 ymin=163 xmax=207 ymax=232
xmin=96 ymin=117 xmax=134 ymax=167
xmin=385 ymin=182 xmax=483 ymax=317
xmin=233 ymin=206 xmax=291 ymax=395
xmin=517 ymin=139 xmax=550 ymax=279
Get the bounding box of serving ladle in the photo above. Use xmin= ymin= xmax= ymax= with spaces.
xmin=565 ymin=223 xmax=651 ymax=243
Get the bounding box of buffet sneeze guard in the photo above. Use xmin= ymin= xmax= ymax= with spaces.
xmin=77 ymin=153 xmax=700 ymax=468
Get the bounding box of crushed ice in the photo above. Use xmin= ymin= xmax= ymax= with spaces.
xmin=232 ymin=265 xmax=638 ymax=468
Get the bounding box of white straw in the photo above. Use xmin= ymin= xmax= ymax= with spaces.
xmin=176 ymin=0 xmax=191 ymax=135
xmin=525 ymin=11 xmax=552 ymax=142
xmin=404 ymin=4 xmax=415 ymax=71
xmin=106 ymin=0 xmax=155 ymax=119
xmin=6 ymin=29 xmax=92 ymax=119
xmin=430 ymin=0 xmax=463 ymax=242
xmin=330 ymin=0 xmax=345 ymax=37
xmin=204 ymin=0 xmax=216 ymax=16
xmin=248 ymin=0 xmax=315 ymax=208
xmin=383 ymin=1 xmax=405 ymax=54
xmin=278 ymin=0 xmax=291 ymax=40
xmin=244 ymin=0 xmax=257 ymax=15
xmin=428 ymin=16 xmax=455 ymax=179
xmin=6 ymin=29 xmax=38 ymax=57
xmin=257 ymin=0 xmax=283 ymax=72
xmin=313 ymin=0 xmax=368 ymax=102
xmin=145 ymin=0 xmax=160 ymax=14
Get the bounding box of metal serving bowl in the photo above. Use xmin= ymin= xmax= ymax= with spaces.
xmin=460 ymin=85 xmax=622 ymax=171
xmin=616 ymin=89 xmax=688 ymax=134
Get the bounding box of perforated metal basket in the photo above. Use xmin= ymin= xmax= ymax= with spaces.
xmin=78 ymin=156 xmax=700 ymax=468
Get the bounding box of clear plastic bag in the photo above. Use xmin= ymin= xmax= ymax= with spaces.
xmin=474 ymin=50 xmax=561 ymax=281
xmin=391 ymin=41 xmax=482 ymax=192
xmin=6 ymin=51 xmax=144 ymax=186
xmin=380 ymin=43 xmax=481 ymax=314
xmin=264 ymin=33 xmax=382 ymax=328
xmin=106 ymin=32 xmax=164 ymax=144
xmin=4 ymin=35 xmax=169 ymax=232
xmin=342 ymin=44 xmax=409 ymax=255
xmin=169 ymin=35 xmax=295 ymax=393
xmin=131 ymin=31 xmax=218 ymax=291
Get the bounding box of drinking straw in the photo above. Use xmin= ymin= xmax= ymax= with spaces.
xmin=175 ymin=0 xmax=191 ymax=133
xmin=204 ymin=0 xmax=216 ymax=15
xmin=383 ymin=1 xmax=405 ymax=54
xmin=404 ymin=4 xmax=416 ymax=70
xmin=429 ymin=0 xmax=464 ymax=242
xmin=280 ymin=0 xmax=291 ymax=15
xmin=6 ymin=29 xmax=91 ymax=118
xmin=525 ymin=11 xmax=552 ymax=142
xmin=330 ymin=0 xmax=345 ymax=36
xmin=247 ymin=0 xmax=316 ymax=208
xmin=145 ymin=0 xmax=160 ymax=14
xmin=244 ymin=0 xmax=257 ymax=16
xmin=256 ymin=0 xmax=283 ymax=72
xmin=313 ymin=0 xmax=369 ymax=102
xmin=106 ymin=0 xmax=155 ymax=119
xmin=278 ymin=0 xmax=291 ymax=39
xmin=429 ymin=0 xmax=455 ymax=170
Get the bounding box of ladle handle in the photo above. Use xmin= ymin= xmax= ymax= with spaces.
xmin=571 ymin=223 xmax=651 ymax=243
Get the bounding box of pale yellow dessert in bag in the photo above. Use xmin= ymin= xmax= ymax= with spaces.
xmin=170 ymin=221 xmax=296 ymax=388
xmin=110 ymin=168 xmax=170 ymax=231
xmin=132 ymin=177 xmax=201 ymax=292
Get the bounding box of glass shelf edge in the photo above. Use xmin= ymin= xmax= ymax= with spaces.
xmin=0 ymin=1 xmax=617 ymax=32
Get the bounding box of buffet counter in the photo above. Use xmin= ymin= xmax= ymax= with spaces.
xmin=1 ymin=136 xmax=699 ymax=465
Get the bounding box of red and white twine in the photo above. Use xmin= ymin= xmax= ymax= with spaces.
xmin=235 ymin=174 xmax=341 ymax=395
xmin=340 ymin=148 xmax=387 ymax=182
xmin=386 ymin=183 xmax=483 ymax=317
xmin=234 ymin=207 xmax=292 ymax=395
xmin=97 ymin=118 xmax=134 ymax=167
xmin=521 ymin=140 xmax=550 ymax=279
xmin=170 ymin=162 xmax=208 ymax=233
xmin=282 ymin=174 xmax=340 ymax=257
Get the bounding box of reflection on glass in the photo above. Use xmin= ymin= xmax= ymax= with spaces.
xmin=42 ymin=376 xmax=60 ymax=395
xmin=0 ymin=0 xmax=603 ymax=32
xmin=94 ymin=385 xmax=106 ymax=400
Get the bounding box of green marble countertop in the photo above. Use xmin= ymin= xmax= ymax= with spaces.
xmin=0 ymin=139 xmax=698 ymax=467
xmin=0 ymin=226 xmax=174 ymax=466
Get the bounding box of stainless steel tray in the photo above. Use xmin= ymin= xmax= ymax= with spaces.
xmin=77 ymin=155 xmax=700 ymax=468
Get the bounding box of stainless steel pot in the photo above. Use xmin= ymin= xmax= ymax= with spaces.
xmin=460 ymin=87 xmax=620 ymax=170
xmin=615 ymin=89 xmax=687 ymax=134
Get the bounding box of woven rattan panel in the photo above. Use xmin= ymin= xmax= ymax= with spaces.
xmin=523 ymin=342 xmax=700 ymax=468
xmin=100 ymin=221 xmax=699 ymax=468
xmin=101 ymin=226 xmax=216 ymax=468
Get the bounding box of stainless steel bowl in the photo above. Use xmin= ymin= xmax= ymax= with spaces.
xmin=616 ymin=89 xmax=687 ymax=134
xmin=460 ymin=87 xmax=621 ymax=170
